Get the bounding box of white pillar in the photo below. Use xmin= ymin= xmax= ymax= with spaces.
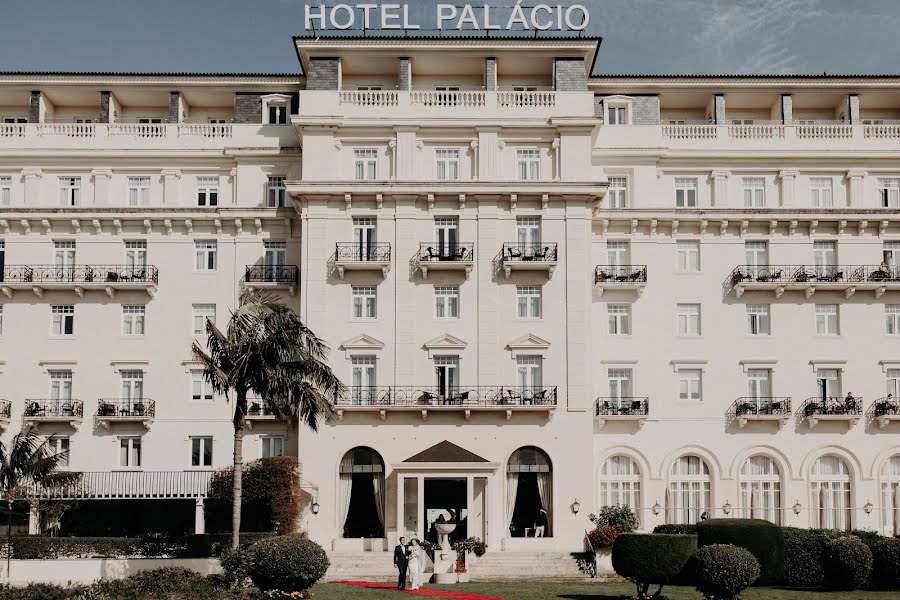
xmin=417 ymin=476 xmax=425 ymax=541
xmin=194 ymin=498 xmax=205 ymax=535
xmin=846 ymin=169 xmax=867 ymax=208
xmin=778 ymin=169 xmax=799 ymax=208
xmin=91 ymin=169 xmax=112 ymax=206
xmin=465 ymin=476 xmax=474 ymax=544
xmin=28 ymin=501 xmax=40 ymax=535
xmin=21 ymin=168 xmax=43 ymax=206
xmin=711 ymin=170 xmax=729 ymax=207
xmin=161 ymin=169 xmax=182 ymax=206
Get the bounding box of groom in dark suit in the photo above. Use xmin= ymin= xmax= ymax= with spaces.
xmin=394 ymin=537 xmax=409 ymax=589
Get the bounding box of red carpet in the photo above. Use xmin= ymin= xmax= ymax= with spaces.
xmin=328 ymin=581 xmax=508 ymax=600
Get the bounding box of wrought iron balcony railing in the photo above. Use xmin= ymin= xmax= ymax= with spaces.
xmin=335 ymin=242 xmax=392 ymax=262
xmin=247 ymin=399 xmax=289 ymax=417
xmin=1 ymin=265 xmax=159 ymax=285
xmin=731 ymin=397 xmax=792 ymax=416
xmin=873 ymin=396 xmax=900 ymax=417
xmin=501 ymin=243 xmax=558 ymax=262
xmin=595 ymin=397 xmax=649 ymax=416
xmin=96 ymin=398 xmax=156 ymax=418
xmin=728 ymin=264 xmax=900 ymax=289
xmin=594 ymin=265 xmax=648 ymax=285
xmin=23 ymin=399 xmax=84 ymax=418
xmin=338 ymin=385 xmax=557 ymax=407
xmin=244 ymin=265 xmax=299 ymax=285
xmin=800 ymin=396 xmax=863 ymax=417
xmin=418 ymin=243 xmax=474 ymax=262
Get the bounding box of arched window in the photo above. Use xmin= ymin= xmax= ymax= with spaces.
xmin=880 ymin=455 xmax=900 ymax=536
xmin=507 ymin=446 xmax=552 ymax=538
xmin=668 ymin=455 xmax=711 ymax=525
xmin=338 ymin=447 xmax=385 ymax=539
xmin=739 ymin=455 xmax=782 ymax=524
xmin=599 ymin=455 xmax=641 ymax=517
xmin=810 ymin=455 xmax=852 ymax=530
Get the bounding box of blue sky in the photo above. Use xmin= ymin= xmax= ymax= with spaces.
xmin=1 ymin=1 xmax=899 ymax=75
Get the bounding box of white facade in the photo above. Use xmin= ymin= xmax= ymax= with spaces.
xmin=1 ymin=36 xmax=900 ymax=553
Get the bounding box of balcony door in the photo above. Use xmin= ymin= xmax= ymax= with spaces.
xmin=434 ymin=356 xmax=459 ymax=398
xmin=49 ymin=370 xmax=73 ymax=410
xmin=745 ymin=241 xmax=769 ymax=269
xmin=120 ymin=371 xmax=144 ymax=403
xmin=54 ymin=241 xmax=76 ymax=280
xmin=885 ymin=242 xmax=900 ymax=270
xmin=608 ymin=369 xmax=632 ymax=408
xmin=516 ymin=356 xmax=542 ymax=397
xmin=516 ymin=217 xmax=541 ymax=255
xmin=351 ymin=356 xmax=376 ymax=405
xmin=434 ymin=218 xmax=458 ymax=258
xmin=125 ymin=241 xmax=147 ymax=274
xmin=0 ymin=240 xmax=4 ymax=283
xmin=813 ymin=242 xmax=837 ymax=277
xmin=264 ymin=241 xmax=286 ymax=280
xmin=747 ymin=369 xmax=772 ymax=408
xmin=817 ymin=369 xmax=841 ymax=401
xmin=434 ymin=86 xmax=460 ymax=107
xmin=353 ymin=218 xmax=377 ymax=261
xmin=606 ymin=241 xmax=630 ymax=269
xmin=887 ymin=369 xmax=900 ymax=399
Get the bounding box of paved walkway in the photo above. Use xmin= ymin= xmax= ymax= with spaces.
xmin=329 ymin=581 xmax=508 ymax=600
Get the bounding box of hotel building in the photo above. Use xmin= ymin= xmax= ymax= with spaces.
xmin=1 ymin=34 xmax=900 ymax=571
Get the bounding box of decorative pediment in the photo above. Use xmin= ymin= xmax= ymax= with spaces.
xmin=423 ymin=333 xmax=467 ymax=358
xmin=506 ymin=333 xmax=550 ymax=358
xmin=340 ymin=334 xmax=385 ymax=359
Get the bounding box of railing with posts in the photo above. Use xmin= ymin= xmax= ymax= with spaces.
xmin=244 ymin=265 xmax=299 ymax=285
xmin=797 ymin=123 xmax=853 ymax=139
xmin=730 ymin=397 xmax=792 ymax=416
xmin=594 ymin=265 xmax=648 ymax=285
xmin=37 ymin=123 xmax=96 ymax=138
xmin=501 ymin=243 xmax=558 ymax=262
xmin=0 ymin=400 xmax=10 ymax=419
xmin=728 ymin=124 xmax=785 ymax=140
xmin=727 ymin=264 xmax=900 ymax=290
xmin=338 ymin=386 xmax=557 ymax=407
xmin=799 ymin=396 xmax=863 ymax=417
xmin=873 ymin=396 xmax=900 ymax=417
xmin=497 ymin=91 xmax=556 ymax=108
xmin=0 ymin=123 xmax=26 ymax=137
xmin=23 ymin=399 xmax=84 ymax=418
xmin=1 ymin=264 xmax=159 ymax=285
xmin=339 ymin=90 xmax=400 ymax=107
xmin=595 ymin=397 xmax=649 ymax=416
xmin=662 ymin=124 xmax=717 ymax=139
xmin=108 ymin=123 xmax=166 ymax=138
xmin=418 ymin=243 xmax=474 ymax=262
xmin=96 ymin=398 xmax=156 ymax=418
xmin=177 ymin=123 xmax=233 ymax=138
xmin=409 ymin=90 xmax=486 ymax=108
xmin=24 ymin=470 xmax=213 ymax=500
xmin=335 ymin=242 xmax=392 ymax=262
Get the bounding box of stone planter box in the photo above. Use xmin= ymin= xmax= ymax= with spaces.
xmin=434 ymin=572 xmax=457 ymax=584
xmin=457 ymin=572 xmax=471 ymax=583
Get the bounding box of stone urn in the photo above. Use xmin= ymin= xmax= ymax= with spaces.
xmin=435 ymin=523 xmax=457 ymax=551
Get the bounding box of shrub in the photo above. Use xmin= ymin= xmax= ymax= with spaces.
xmin=208 ymin=457 xmax=302 ymax=533
xmin=95 ymin=567 xmax=223 ymax=600
xmin=696 ymin=518 xmax=783 ymax=585
xmin=590 ymin=505 xmax=638 ymax=534
xmin=219 ymin=545 xmax=254 ymax=589
xmin=247 ymin=533 xmax=329 ymax=592
xmin=871 ymin=537 xmax=900 ymax=590
xmin=850 ymin=529 xmax=884 ymax=548
xmin=694 ymin=544 xmax=760 ymax=600
xmin=612 ymin=533 xmax=698 ymax=598
xmin=653 ymin=523 xmax=697 ymax=535
xmin=587 ymin=525 xmax=619 ymax=548
xmin=0 ymin=584 xmax=88 ymax=600
xmin=823 ymin=536 xmax=873 ymax=590
xmin=453 ymin=537 xmax=487 ymax=557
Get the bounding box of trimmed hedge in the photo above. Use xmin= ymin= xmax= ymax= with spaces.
xmin=694 ymin=544 xmax=760 ymax=600
xmin=208 ymin=456 xmax=301 ymax=534
xmin=823 ymin=536 xmax=873 ymax=590
xmin=612 ymin=533 xmax=697 ymax=598
xmin=871 ymin=537 xmax=900 ymax=590
xmin=652 ymin=523 xmax=697 ymax=535
xmin=4 ymin=532 xmax=275 ymax=559
xmin=248 ymin=534 xmax=329 ymax=592
xmin=696 ymin=518 xmax=783 ymax=585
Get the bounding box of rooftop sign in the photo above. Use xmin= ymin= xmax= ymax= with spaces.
xmin=304 ymin=3 xmax=590 ymax=32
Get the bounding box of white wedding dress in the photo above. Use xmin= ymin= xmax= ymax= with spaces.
xmin=409 ymin=546 xmax=423 ymax=589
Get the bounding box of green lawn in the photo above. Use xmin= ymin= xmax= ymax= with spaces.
xmin=312 ymin=581 xmax=900 ymax=600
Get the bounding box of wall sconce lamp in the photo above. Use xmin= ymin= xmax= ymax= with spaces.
xmin=722 ymin=500 xmax=732 ymax=516
xmin=792 ymin=500 xmax=802 ymax=515
xmin=864 ymin=499 xmax=874 ymax=515
xmin=311 ymin=500 xmax=320 ymax=515
xmin=571 ymin=498 xmax=581 ymax=515
xmin=652 ymin=501 xmax=661 ymax=516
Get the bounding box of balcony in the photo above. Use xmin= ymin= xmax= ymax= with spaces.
xmin=334 ymin=243 xmax=391 ymax=279
xmin=594 ymin=397 xmax=649 ymax=429
xmin=417 ymin=243 xmax=475 ymax=279
xmin=23 ymin=399 xmax=84 ymax=427
xmin=0 ymin=400 xmax=10 ymax=429
xmin=500 ymin=243 xmax=558 ymax=279
xmin=335 ymin=385 xmax=557 ymax=421
xmin=727 ymin=265 xmax=900 ymax=299
xmin=594 ymin=265 xmax=648 ymax=296
xmin=799 ymin=396 xmax=862 ymax=429
xmin=871 ymin=397 xmax=900 ymax=429
xmin=243 ymin=265 xmax=299 ymax=295
xmin=245 ymin=399 xmax=289 ymax=429
xmin=1 ymin=265 xmax=159 ymax=299
xmin=729 ymin=397 xmax=792 ymax=429
xmin=95 ymin=398 xmax=155 ymax=430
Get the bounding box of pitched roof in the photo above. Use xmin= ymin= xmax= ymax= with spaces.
xmin=403 ymin=440 xmax=489 ymax=463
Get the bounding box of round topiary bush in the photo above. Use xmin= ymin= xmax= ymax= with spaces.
xmin=652 ymin=523 xmax=697 ymax=535
xmin=612 ymin=533 xmax=698 ymax=598
xmin=696 ymin=518 xmax=784 ymax=585
xmin=247 ymin=534 xmax=330 ymax=592
xmin=693 ymin=544 xmax=760 ymax=600
xmin=870 ymin=537 xmax=900 ymax=590
xmin=823 ymin=536 xmax=873 ymax=590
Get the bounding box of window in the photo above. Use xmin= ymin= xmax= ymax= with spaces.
xmin=744 ymin=241 xmax=768 ymax=268
xmin=0 ymin=176 xmax=10 ymax=206
xmin=516 ymin=149 xmax=541 ymax=181
xmin=747 ymin=304 xmax=770 ymax=335
xmin=127 ymin=176 xmax=150 ymax=206
xmin=886 ymin=305 xmax=900 ymax=335
xmin=191 ymin=437 xmax=213 ymax=467
xmin=268 ymin=104 xmax=287 ymax=124
xmin=516 ymin=356 xmax=542 ymax=394
xmin=191 ymin=372 xmax=213 ymax=402
xmin=51 ymin=305 xmax=74 ymax=335
xmin=192 ymin=304 xmax=215 ymax=335
xmin=119 ymin=437 xmax=142 ymax=468
xmin=677 ymin=304 xmax=701 ymax=336
xmin=58 ymin=176 xmax=80 ymax=206
xmin=607 ymin=177 xmax=627 ymax=209
xmin=879 ymin=178 xmax=900 ymax=208
xmin=54 ymin=241 xmax=76 ymax=274
xmin=607 ymin=105 xmax=627 ymax=125
xmin=810 ymin=456 xmax=852 ymax=530
xmin=599 ymin=456 xmax=641 ymax=515
xmin=434 ymin=356 xmax=459 ymax=397
xmin=125 ymin=240 xmax=147 ymax=272
xmin=352 ymin=286 xmax=377 ymax=319
xmin=678 ymin=370 xmax=702 ymax=401
xmin=608 ymin=369 xmax=632 ymax=398
xmin=137 ymin=117 xmax=162 ymax=125
xmin=262 ymin=436 xmax=284 ymax=458
xmin=354 ymin=149 xmax=377 ymax=180
xmin=1 ymin=117 xmax=26 ymax=123
xmin=194 ymin=241 xmax=217 ymax=271
xmin=196 ymin=177 xmax=218 ymax=207
xmin=264 ymin=241 xmax=286 ymax=269
xmin=120 ymin=370 xmax=144 ymax=401
xmin=739 ymin=456 xmax=782 ymax=524
xmin=880 ymin=456 xmax=900 ymax=536
xmin=122 ymin=305 xmax=145 ymax=336
xmin=47 ymin=437 xmax=70 ymax=468
xmin=516 ymin=216 xmax=541 ymax=246
xmin=516 ymin=285 xmax=542 ymax=319
xmin=810 ymin=177 xmax=833 ymax=208
xmin=669 ymin=455 xmax=711 ymax=524
xmin=813 ymin=241 xmax=837 ymax=277
xmin=435 ymin=149 xmax=459 ymax=181
xmin=49 ymin=370 xmax=73 ymax=401
xmin=742 ymin=177 xmax=765 ymax=208
xmin=747 ymin=369 xmax=772 ymax=400
xmin=732 ymin=119 xmax=755 ymax=125
xmin=817 ymin=368 xmax=842 ymax=399
xmin=351 ymin=356 xmax=376 ymax=404
xmin=352 ymin=217 xmax=377 ymax=260
xmin=267 ymin=176 xmax=286 ymax=208
xmin=884 ymin=242 xmax=900 ymax=268
xmin=606 ymin=241 xmax=630 ymax=267
xmin=356 ymin=85 xmax=383 ymax=91
xmin=886 ymin=369 xmax=900 ymax=399
xmin=674 ymin=178 xmax=698 ymax=208
xmin=434 ymin=286 xmax=459 ymax=319
xmin=434 ymin=217 xmax=458 ymax=256
xmin=675 ymin=240 xmax=700 ymax=272
xmin=608 ymin=304 xmax=631 ymax=335
xmin=815 ymin=304 xmax=839 ymax=335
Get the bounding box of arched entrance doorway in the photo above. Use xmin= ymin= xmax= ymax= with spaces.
xmin=507 ymin=446 xmax=552 ymax=537
xmin=338 ymin=447 xmax=385 ymax=539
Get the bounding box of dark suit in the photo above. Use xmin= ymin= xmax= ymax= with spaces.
xmin=394 ymin=544 xmax=409 ymax=589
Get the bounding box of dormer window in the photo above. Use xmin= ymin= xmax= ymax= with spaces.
xmin=602 ymin=96 xmax=633 ymax=125
xmin=261 ymin=94 xmax=292 ymax=125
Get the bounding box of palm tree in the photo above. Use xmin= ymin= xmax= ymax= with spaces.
xmin=192 ymin=289 xmax=344 ymax=548
xmin=0 ymin=424 xmax=77 ymax=574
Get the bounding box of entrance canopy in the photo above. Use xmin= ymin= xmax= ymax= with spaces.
xmin=392 ymin=440 xmax=499 ymax=472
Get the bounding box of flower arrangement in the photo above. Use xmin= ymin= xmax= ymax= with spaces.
xmin=455 ymin=559 xmax=468 ymax=574
xmin=260 ymin=590 xmax=313 ymax=599
xmin=587 ymin=524 xmax=619 ymax=549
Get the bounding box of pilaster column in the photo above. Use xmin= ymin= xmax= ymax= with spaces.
xmin=484 ymin=57 xmax=497 ymax=91
xmin=781 ymin=95 xmax=793 ymax=125
xmin=21 ymin=167 xmax=43 ymax=205
xmin=161 ymin=169 xmax=182 ymax=206
xmin=846 ymin=169 xmax=867 ymax=208
xmin=470 ymin=140 xmax=479 ymax=181
xmin=28 ymin=501 xmax=40 ymax=535
xmin=393 ymin=127 xmax=418 ymax=180
xmin=778 ymin=169 xmax=799 ymax=207
xmin=477 ymin=127 xmax=499 ymax=181
xmin=398 ymin=58 xmax=411 ymax=91
xmin=91 ymin=169 xmax=112 ymax=206
xmin=194 ymin=498 xmax=206 ymax=534
xmin=710 ymin=170 xmax=729 ymax=207
xmin=847 ymin=94 xmax=860 ymax=124
xmin=713 ymin=94 xmax=726 ymax=124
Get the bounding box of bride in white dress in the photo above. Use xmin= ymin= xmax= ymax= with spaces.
xmin=408 ymin=539 xmax=431 ymax=590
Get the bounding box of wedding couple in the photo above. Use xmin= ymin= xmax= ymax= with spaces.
xmin=393 ymin=536 xmax=431 ymax=590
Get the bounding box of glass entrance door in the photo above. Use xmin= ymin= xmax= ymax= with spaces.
xmin=434 ymin=218 xmax=458 ymax=258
